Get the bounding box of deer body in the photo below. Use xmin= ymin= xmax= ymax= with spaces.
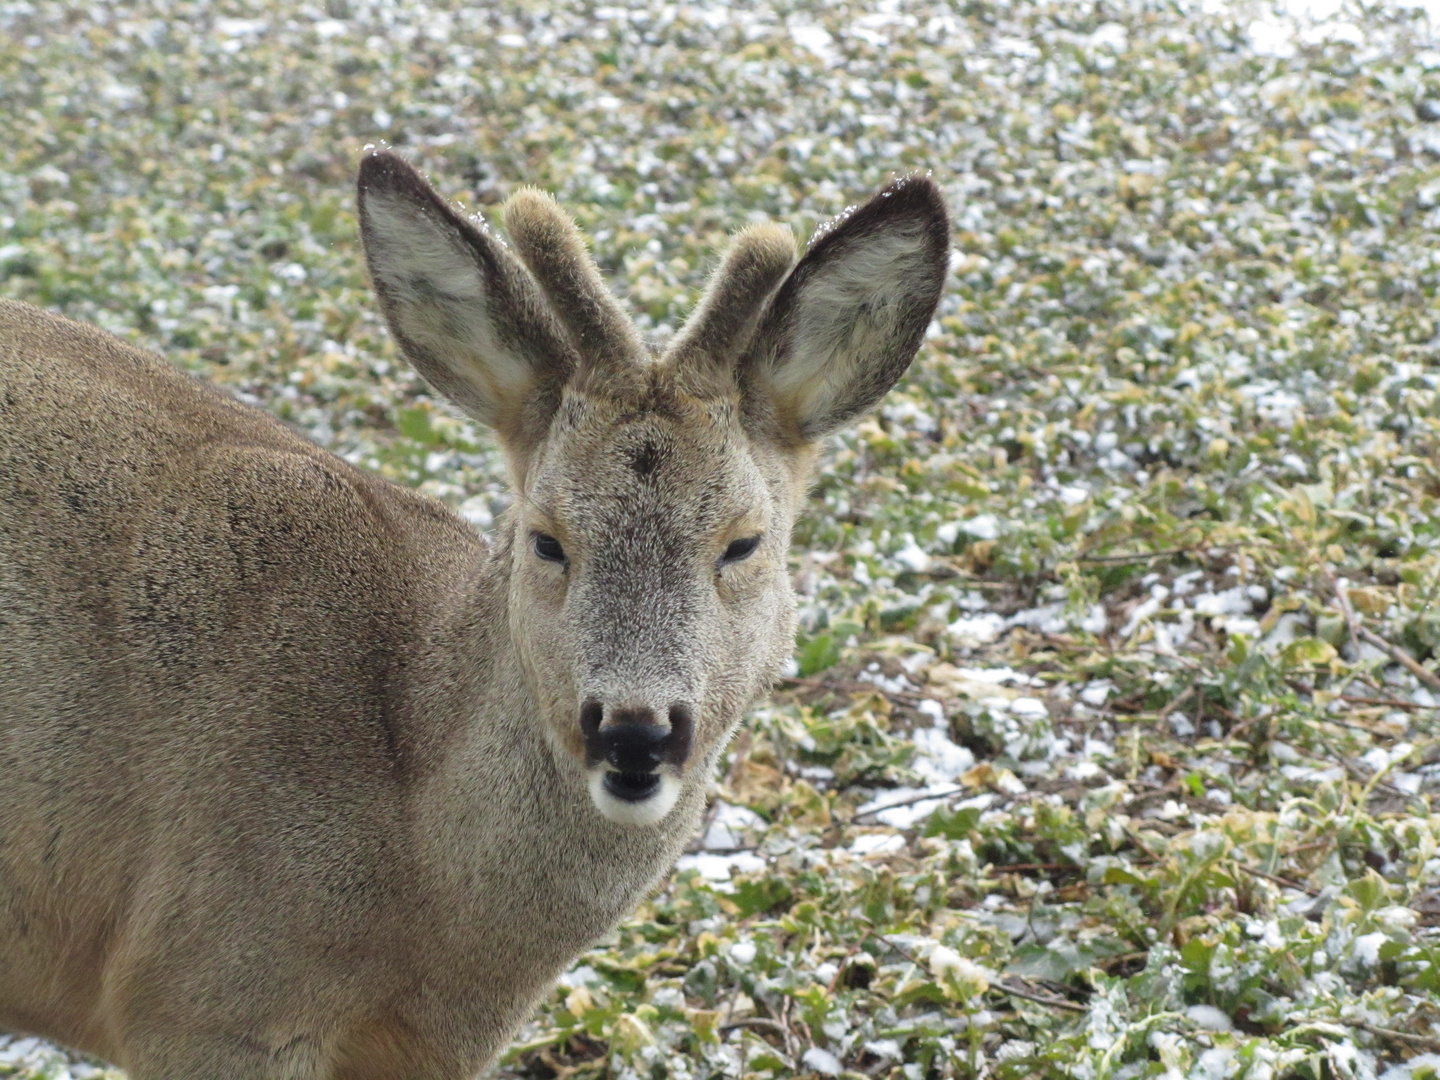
xmin=0 ymin=152 xmax=947 ymax=1079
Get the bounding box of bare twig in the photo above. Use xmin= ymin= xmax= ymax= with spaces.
xmin=1284 ymin=682 xmax=1411 ymax=733
xmin=1321 ymin=565 xmax=1363 ymax=662
xmin=719 ymin=1017 xmax=790 ymax=1037
xmin=917 ymin=569 xmax=1010 ymax=587
xmin=1075 ymin=543 xmax=1237 ymax=564
xmin=996 ymin=978 xmax=1087 ymax=1013
xmin=852 ymin=786 xmax=963 ymax=822
xmin=1158 ymin=683 xmax=1198 ymax=722
xmin=1358 ymin=628 xmax=1440 ymax=694
xmin=1338 ymin=694 xmax=1435 ymax=712
xmin=1209 ymin=699 xmax=1261 ymax=740
xmin=1235 ymin=862 xmax=1320 ymax=897
xmin=1339 ymin=1018 xmax=1440 ymax=1052
xmin=856 ymin=917 xmax=925 ymax=972
xmin=1040 ymin=631 xmax=1091 ymax=651
xmin=779 ymin=996 xmax=799 ymax=1059
xmin=779 ymin=674 xmax=929 ymax=705
xmin=1076 ymin=548 xmax=1194 ymax=564
xmin=538 ymin=1048 xmax=602 ymax=1080
xmin=1281 ymin=840 xmax=1332 ymax=857
xmin=1096 ymin=951 xmax=1150 ymax=973
xmin=828 ymin=930 xmax=874 ymax=993
xmin=688 ymin=801 xmax=724 ymax=854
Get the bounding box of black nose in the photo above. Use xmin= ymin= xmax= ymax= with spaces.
xmin=599 ymin=718 xmax=668 ymax=773
xmin=579 ymin=701 xmax=694 ymax=787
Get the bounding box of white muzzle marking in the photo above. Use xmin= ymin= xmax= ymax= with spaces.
xmin=587 ymin=770 xmax=680 ymax=827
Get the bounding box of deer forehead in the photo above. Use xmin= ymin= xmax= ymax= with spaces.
xmin=524 ymin=395 xmax=774 ymax=535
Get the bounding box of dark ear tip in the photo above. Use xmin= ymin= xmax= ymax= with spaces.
xmin=805 ymin=171 xmax=950 ymax=258
xmin=876 ymin=172 xmax=949 ymax=229
xmin=357 ymin=147 xmax=422 ymax=196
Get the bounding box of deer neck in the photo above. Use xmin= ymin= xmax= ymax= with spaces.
xmin=408 ymin=542 xmax=705 ymax=968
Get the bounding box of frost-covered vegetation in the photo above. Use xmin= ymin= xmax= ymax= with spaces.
xmin=6 ymin=0 xmax=1440 ymax=1078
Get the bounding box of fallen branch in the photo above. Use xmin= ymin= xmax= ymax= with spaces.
xmin=538 ymin=1047 xmax=605 ymax=1080
xmin=1339 ymin=1018 xmax=1440 ymax=1052
xmin=1358 ymin=628 xmax=1440 ymax=694
xmin=1338 ymin=694 xmax=1435 ymax=712
xmin=996 ymin=978 xmax=1087 ymax=1013
xmin=856 ymin=917 xmax=928 ymax=973
xmin=917 ymin=568 xmax=1010 ymax=587
xmin=1235 ymin=862 xmax=1320 ymax=897
xmin=718 ymin=1017 xmax=791 ymax=1041
xmin=1095 ymin=951 xmax=1150 ymax=973
xmin=1157 ymin=683 xmax=1198 ymax=722
xmin=828 ymin=929 xmax=874 ymax=993
xmin=1321 ymin=565 xmax=1363 ymax=662
xmin=1076 ymin=547 xmax=1197 ymax=564
xmin=779 ymin=674 xmax=929 ymax=705
xmin=853 ymin=786 xmax=964 ymax=821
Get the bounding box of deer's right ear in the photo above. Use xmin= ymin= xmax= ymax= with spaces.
xmin=358 ymin=150 xmax=577 ymax=456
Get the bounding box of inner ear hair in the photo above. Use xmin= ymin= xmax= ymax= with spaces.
xmin=502 ymin=189 xmax=646 ymax=383
xmin=357 ymin=150 xmax=577 ymax=469
xmin=663 ymin=223 xmax=796 ymax=394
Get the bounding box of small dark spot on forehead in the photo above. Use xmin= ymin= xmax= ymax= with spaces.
xmin=630 ymin=439 xmax=662 ymax=477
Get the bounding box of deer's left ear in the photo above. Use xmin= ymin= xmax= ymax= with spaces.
xmin=743 ymin=175 xmax=950 ymax=442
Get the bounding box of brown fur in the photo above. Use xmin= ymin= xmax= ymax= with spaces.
xmin=502 ymin=188 xmax=646 ymax=381
xmin=665 ymin=222 xmax=798 ymax=397
xmin=0 ymin=149 xmax=948 ymax=1079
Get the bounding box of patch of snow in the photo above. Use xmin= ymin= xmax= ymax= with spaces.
xmin=865 ymin=1039 xmax=903 ymax=1062
xmin=802 ymin=1047 xmax=844 ymax=1076
xmin=892 ymin=533 xmax=931 ymax=573
xmin=728 ymin=939 xmax=758 ymax=965
xmin=948 ymin=612 xmax=1005 ymax=645
xmin=1352 ymin=931 xmax=1390 ymax=968
xmin=559 ymin=965 xmax=601 ymax=987
xmin=1194 ymin=586 xmax=1252 ymax=618
xmin=1087 ymin=22 xmax=1128 ymax=51
xmin=1080 ymin=604 xmax=1108 ymax=634
xmin=1383 ymin=1056 xmax=1440 ymax=1080
xmin=913 ymin=726 xmax=976 ymax=784
xmin=960 ymin=514 xmax=1000 ymax=541
xmin=789 ymin=20 xmax=839 ymax=64
xmin=675 ymin=851 xmax=766 ymax=883
xmin=702 ymin=803 xmax=764 ymax=850
xmin=458 ymin=495 xmax=493 ymax=528
xmin=1009 ymin=603 xmax=1068 ymax=634
xmin=1185 ymin=1004 xmax=1233 ymax=1032
xmin=1261 ymin=612 xmax=1304 ymax=654
xmin=954 ymin=666 xmax=1042 ymax=687
xmin=1392 ymin=772 xmax=1422 ymax=796
xmin=1009 ymin=697 xmax=1048 ymax=720
xmin=850 ymin=833 xmax=906 ymax=856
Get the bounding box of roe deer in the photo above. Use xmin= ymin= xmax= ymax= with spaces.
xmin=0 ymin=149 xmax=949 ymax=1079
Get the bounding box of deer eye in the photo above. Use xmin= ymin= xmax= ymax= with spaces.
xmin=720 ymin=535 xmax=762 ymax=566
xmin=533 ymin=532 xmax=567 ymax=564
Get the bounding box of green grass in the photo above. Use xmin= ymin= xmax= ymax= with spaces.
xmin=5 ymin=1 xmax=1440 ymax=1078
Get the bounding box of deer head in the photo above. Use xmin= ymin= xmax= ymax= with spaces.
xmin=358 ymin=150 xmax=948 ymax=826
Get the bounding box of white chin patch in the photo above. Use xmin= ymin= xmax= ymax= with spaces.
xmin=588 ymin=770 xmax=681 ymax=827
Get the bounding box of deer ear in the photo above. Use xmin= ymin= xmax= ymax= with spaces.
xmin=744 ymin=175 xmax=949 ymax=442
xmin=357 ymin=150 xmax=577 ymax=456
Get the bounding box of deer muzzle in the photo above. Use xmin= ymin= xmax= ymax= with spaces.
xmin=579 ymin=700 xmax=694 ymax=822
